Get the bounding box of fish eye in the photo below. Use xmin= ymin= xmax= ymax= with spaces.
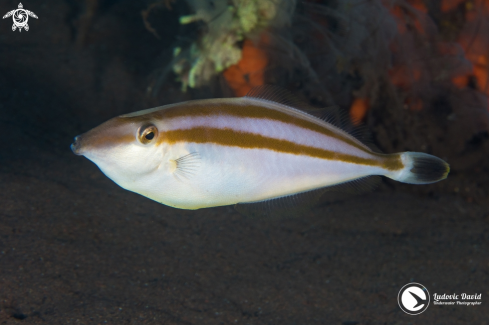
xmin=138 ymin=124 xmax=158 ymax=145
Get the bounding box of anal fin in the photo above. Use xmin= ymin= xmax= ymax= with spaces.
xmin=234 ymin=176 xmax=380 ymax=219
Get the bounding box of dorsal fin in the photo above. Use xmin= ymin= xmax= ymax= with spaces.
xmin=318 ymin=106 xmax=381 ymax=153
xmin=234 ymin=176 xmax=380 ymax=219
xmin=245 ymin=85 xmax=380 ymax=153
xmin=245 ymin=85 xmax=321 ymax=113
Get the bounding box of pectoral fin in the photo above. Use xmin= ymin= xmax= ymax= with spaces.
xmin=171 ymin=152 xmax=201 ymax=181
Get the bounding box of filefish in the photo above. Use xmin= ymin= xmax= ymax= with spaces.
xmin=71 ymin=86 xmax=449 ymax=217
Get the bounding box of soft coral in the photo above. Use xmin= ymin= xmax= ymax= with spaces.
xmin=223 ymin=35 xmax=269 ymax=96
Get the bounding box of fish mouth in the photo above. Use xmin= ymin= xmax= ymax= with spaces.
xmin=71 ymin=135 xmax=84 ymax=156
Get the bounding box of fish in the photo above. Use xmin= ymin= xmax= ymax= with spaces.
xmin=71 ymin=85 xmax=449 ymax=218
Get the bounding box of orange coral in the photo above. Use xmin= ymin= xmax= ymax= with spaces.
xmin=223 ymin=35 xmax=269 ymax=97
xmin=389 ymin=2 xmax=428 ymax=35
xmin=388 ymin=66 xmax=422 ymax=91
xmin=441 ymin=0 xmax=465 ymax=12
xmin=449 ymin=0 xmax=489 ymax=109
xmin=387 ymin=2 xmax=431 ymax=111
xmin=409 ymin=0 xmax=428 ymax=13
xmin=349 ymin=98 xmax=370 ymax=125
xmin=473 ymin=55 xmax=489 ymax=92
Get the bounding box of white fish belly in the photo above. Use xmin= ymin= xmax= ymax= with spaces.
xmin=164 ymin=143 xmax=386 ymax=209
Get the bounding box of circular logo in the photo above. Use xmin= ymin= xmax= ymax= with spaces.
xmin=14 ymin=10 xmax=28 ymax=27
xmin=398 ymin=283 xmax=430 ymax=315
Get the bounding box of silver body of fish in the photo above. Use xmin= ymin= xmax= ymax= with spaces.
xmin=71 ymin=86 xmax=449 ymax=215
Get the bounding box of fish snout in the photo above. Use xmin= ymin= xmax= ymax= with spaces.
xmin=71 ymin=135 xmax=84 ymax=156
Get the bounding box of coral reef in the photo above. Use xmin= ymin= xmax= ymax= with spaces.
xmin=144 ymin=0 xmax=489 ymax=198
xmin=171 ymin=0 xmax=295 ymax=91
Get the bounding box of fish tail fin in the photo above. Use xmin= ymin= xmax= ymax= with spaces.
xmin=389 ymin=152 xmax=450 ymax=184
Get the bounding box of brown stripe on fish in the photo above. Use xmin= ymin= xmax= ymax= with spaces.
xmin=77 ymin=117 xmax=136 ymax=152
xmin=129 ymin=100 xmax=371 ymax=153
xmin=161 ymin=127 xmax=404 ymax=171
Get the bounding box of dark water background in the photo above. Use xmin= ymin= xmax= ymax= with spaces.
xmin=0 ymin=0 xmax=488 ymax=323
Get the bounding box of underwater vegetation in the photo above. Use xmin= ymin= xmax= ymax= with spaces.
xmin=168 ymin=0 xmax=295 ymax=91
